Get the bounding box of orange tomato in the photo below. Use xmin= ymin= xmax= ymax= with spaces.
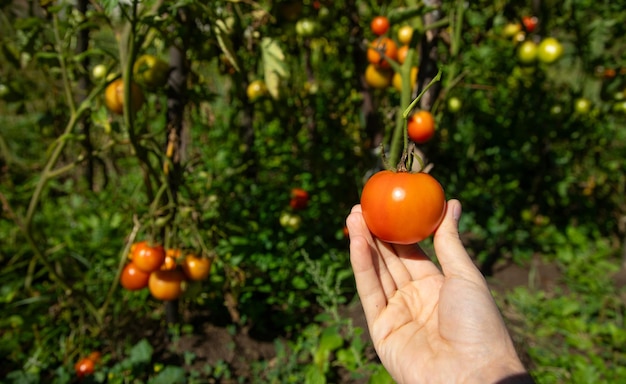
xmin=407 ymin=110 xmax=435 ymax=143
xmin=120 ymin=261 xmax=151 ymax=291
xmin=181 ymin=254 xmax=212 ymax=281
xmin=367 ymin=37 xmax=398 ymax=69
xmin=131 ymin=241 xmax=166 ymax=273
xmin=148 ymin=269 xmax=185 ymax=301
xmin=104 ymin=78 xmax=145 ymax=115
xmin=360 ymin=171 xmax=446 ymax=244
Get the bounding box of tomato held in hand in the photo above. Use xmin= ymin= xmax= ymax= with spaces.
xmin=74 ymin=357 xmax=95 ymax=379
xmin=407 ymin=110 xmax=435 ymax=143
xmin=361 ymin=171 xmax=446 ymax=244
xmin=131 ymin=241 xmax=166 ymax=273
xmin=181 ymin=254 xmax=212 ymax=281
xmin=148 ymin=269 xmax=185 ymax=301
xmin=370 ymin=16 xmax=390 ymax=36
xmin=120 ymin=261 xmax=151 ymax=290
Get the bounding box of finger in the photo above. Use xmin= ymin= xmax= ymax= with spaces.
xmin=393 ymin=243 xmax=443 ymax=282
xmin=433 ymin=200 xmax=484 ymax=283
xmin=347 ymin=207 xmax=389 ymax=324
xmin=348 ymin=206 xmax=398 ymax=296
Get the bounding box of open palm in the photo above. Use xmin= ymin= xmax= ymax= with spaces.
xmin=347 ymin=200 xmax=528 ymax=384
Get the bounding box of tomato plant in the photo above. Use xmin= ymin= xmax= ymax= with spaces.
xmin=131 ymin=241 xmax=166 ymax=273
xmin=537 ymin=37 xmax=563 ymax=64
xmin=181 ymin=254 xmax=212 ymax=281
xmin=148 ymin=269 xmax=185 ymax=301
xmin=360 ymin=171 xmax=446 ymax=244
xmin=364 ymin=64 xmax=392 ymax=89
xmin=370 ymin=16 xmax=390 ymax=36
xmin=74 ymin=357 xmax=95 ymax=379
xmin=407 ymin=110 xmax=435 ymax=143
xmin=104 ymin=78 xmax=145 ymax=115
xmin=367 ymin=37 xmax=398 ymax=69
xmin=392 ymin=66 xmax=418 ymax=93
xmin=120 ymin=261 xmax=151 ymax=291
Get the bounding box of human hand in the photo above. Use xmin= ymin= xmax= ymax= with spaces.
xmin=347 ymin=200 xmax=531 ymax=384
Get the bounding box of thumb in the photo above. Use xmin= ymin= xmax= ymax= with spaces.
xmin=433 ymin=199 xmax=483 ymax=281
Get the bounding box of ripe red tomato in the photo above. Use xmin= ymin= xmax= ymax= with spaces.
xmin=360 ymin=171 xmax=446 ymax=244
xmin=149 ymin=269 xmax=185 ymax=301
xmin=131 ymin=241 xmax=166 ymax=273
xmin=74 ymin=357 xmax=95 ymax=379
xmin=181 ymin=254 xmax=212 ymax=281
xmin=370 ymin=16 xmax=390 ymax=36
xmin=367 ymin=37 xmax=398 ymax=69
xmin=522 ymin=16 xmax=538 ymax=33
xmin=290 ymin=187 xmax=309 ymax=210
xmin=407 ymin=110 xmax=435 ymax=143
xmin=120 ymin=261 xmax=151 ymax=290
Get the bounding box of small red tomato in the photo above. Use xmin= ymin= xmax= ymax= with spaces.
xmin=120 ymin=261 xmax=151 ymax=290
xmin=74 ymin=357 xmax=95 ymax=379
xmin=360 ymin=171 xmax=446 ymax=244
xmin=290 ymin=188 xmax=309 ymax=210
xmin=370 ymin=16 xmax=390 ymax=36
xmin=407 ymin=110 xmax=435 ymax=143
xmin=131 ymin=241 xmax=166 ymax=273
xmin=522 ymin=16 xmax=538 ymax=33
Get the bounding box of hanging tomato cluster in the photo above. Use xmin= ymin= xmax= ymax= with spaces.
xmin=364 ymin=16 xmax=419 ymax=94
xmin=120 ymin=241 xmax=212 ymax=301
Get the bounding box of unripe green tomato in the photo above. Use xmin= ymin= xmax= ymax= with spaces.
xmin=574 ymin=98 xmax=591 ymax=114
xmin=0 ymin=83 xmax=8 ymax=98
xmin=92 ymin=64 xmax=107 ymax=80
xmin=295 ymin=18 xmax=318 ymax=37
xmin=447 ymin=97 xmax=462 ymax=113
xmin=537 ymin=37 xmax=563 ymax=64
xmin=517 ymin=40 xmax=538 ymax=64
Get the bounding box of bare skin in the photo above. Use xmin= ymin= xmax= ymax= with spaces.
xmin=347 ymin=200 xmax=530 ymax=384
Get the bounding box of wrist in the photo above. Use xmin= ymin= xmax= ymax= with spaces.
xmin=468 ymin=357 xmax=532 ymax=384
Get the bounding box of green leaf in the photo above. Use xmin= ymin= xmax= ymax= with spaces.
xmin=261 ymin=37 xmax=289 ymax=99
xmin=149 ymin=366 xmax=186 ymax=384
xmin=128 ymin=339 xmax=153 ymax=365
xmin=214 ymin=19 xmax=240 ymax=73
xmin=304 ymin=364 xmax=326 ymax=384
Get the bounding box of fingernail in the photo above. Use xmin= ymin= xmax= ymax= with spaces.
xmin=452 ymin=201 xmax=462 ymax=221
